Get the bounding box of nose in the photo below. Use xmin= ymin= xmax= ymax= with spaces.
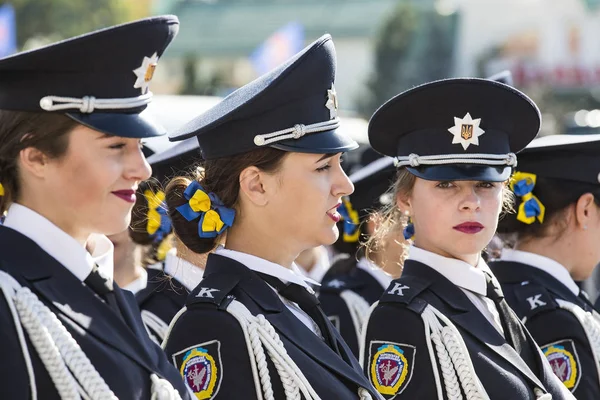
xmin=459 ymin=186 xmax=481 ymax=211
xmin=124 ymin=143 xmax=152 ymax=182
xmin=333 ymin=164 xmax=354 ymax=197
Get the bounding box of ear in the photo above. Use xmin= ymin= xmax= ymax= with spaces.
xmin=18 ymin=147 xmax=49 ymax=179
xmin=238 ymin=166 xmax=269 ymax=207
xmin=574 ymin=193 xmax=596 ymax=230
xmin=395 ymin=191 xmax=412 ymax=216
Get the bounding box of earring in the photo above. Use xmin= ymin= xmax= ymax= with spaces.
xmin=584 ymin=225 xmax=589 ymax=231
xmin=403 ymin=215 xmax=415 ymax=240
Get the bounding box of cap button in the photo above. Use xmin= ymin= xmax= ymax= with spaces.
xmin=254 ymin=136 xmax=266 ymax=146
xmin=39 ymin=97 xmax=53 ymax=111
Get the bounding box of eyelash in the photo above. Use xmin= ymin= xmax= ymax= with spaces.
xmin=109 ymin=143 xmax=127 ymax=149
xmin=316 ymin=164 xmax=331 ymax=172
xmin=435 ymin=181 xmax=496 ymax=189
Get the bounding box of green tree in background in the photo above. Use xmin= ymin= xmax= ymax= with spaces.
xmin=357 ymin=2 xmax=417 ymax=118
xmin=7 ymin=0 xmax=150 ymax=49
xmin=357 ymin=2 xmax=457 ymax=118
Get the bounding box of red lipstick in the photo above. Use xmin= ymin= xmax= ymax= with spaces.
xmin=326 ymin=202 xmax=342 ymax=222
xmin=112 ymin=189 xmax=136 ymax=203
xmin=453 ymin=222 xmax=484 ymax=234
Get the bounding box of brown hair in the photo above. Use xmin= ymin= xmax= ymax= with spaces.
xmin=0 ymin=110 xmax=78 ymax=213
xmin=497 ymin=176 xmax=600 ymax=244
xmin=364 ymin=169 xmax=514 ymax=263
xmin=165 ymin=148 xmax=288 ymax=254
xmin=128 ymin=180 xmax=174 ymax=266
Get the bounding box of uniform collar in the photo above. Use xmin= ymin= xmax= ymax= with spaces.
xmin=356 ymin=257 xmax=393 ymax=289
xmin=215 ymin=246 xmax=314 ymax=289
xmin=122 ymin=268 xmax=148 ymax=294
xmin=4 ymin=203 xmax=114 ymax=283
xmin=407 ymin=245 xmax=488 ymax=296
xmin=163 ymin=249 xmax=204 ymax=292
xmin=500 ymin=249 xmax=580 ymax=296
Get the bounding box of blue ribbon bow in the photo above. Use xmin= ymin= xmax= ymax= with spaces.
xmin=176 ymin=180 xmax=236 ymax=238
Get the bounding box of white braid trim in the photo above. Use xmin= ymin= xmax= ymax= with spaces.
xmin=39 ymin=92 xmax=153 ymax=113
xmin=339 ymin=290 xmax=371 ymax=345
xmin=253 ymin=118 xmax=340 ymax=146
xmin=0 ymin=271 xmax=182 ymax=400
xmin=358 ymin=301 xmax=380 ymax=369
xmin=226 ymin=300 xmax=322 ymax=400
xmin=421 ymin=305 xmax=490 ymax=400
xmin=556 ymin=299 xmax=600 ymax=385
xmin=141 ymin=310 xmax=170 ymax=344
xmin=394 ymin=152 xmax=517 ymax=168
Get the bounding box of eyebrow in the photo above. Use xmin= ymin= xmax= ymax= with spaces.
xmin=96 ymin=133 xmax=115 ymax=140
xmin=315 ymin=153 xmax=337 ymax=163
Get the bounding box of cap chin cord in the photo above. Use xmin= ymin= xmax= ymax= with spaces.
xmin=39 ymin=92 xmax=153 ymax=114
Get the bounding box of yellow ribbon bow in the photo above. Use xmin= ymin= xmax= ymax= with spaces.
xmin=156 ymin=236 xmax=173 ymax=261
xmin=202 ymin=209 xmax=225 ymax=234
xmin=0 ymin=183 xmax=4 ymax=196
xmin=189 ymin=189 xmax=212 ymax=213
xmin=510 ymin=172 xmax=546 ymax=225
xmin=144 ymin=190 xmax=166 ymax=235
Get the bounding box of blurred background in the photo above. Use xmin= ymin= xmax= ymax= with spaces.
xmin=6 ymin=0 xmax=600 ymax=136
xmin=4 ymin=0 xmax=600 ymax=295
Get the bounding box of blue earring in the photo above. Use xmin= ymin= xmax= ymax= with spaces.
xmin=403 ymin=213 xmax=415 ymax=240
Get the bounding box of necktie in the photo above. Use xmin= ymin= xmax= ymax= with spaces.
xmin=257 ymin=272 xmax=341 ymax=355
xmin=84 ymin=264 xmax=122 ymax=319
xmin=484 ymin=271 xmax=539 ymax=373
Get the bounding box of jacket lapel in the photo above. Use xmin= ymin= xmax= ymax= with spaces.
xmin=0 ymin=227 xmax=157 ymax=372
xmin=403 ymin=262 xmax=547 ymax=390
xmin=204 ymin=255 xmax=376 ymax=395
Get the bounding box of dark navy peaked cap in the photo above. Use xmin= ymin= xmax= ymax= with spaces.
xmin=169 ymin=34 xmax=358 ymax=159
xmin=516 ymin=133 xmax=600 ymax=185
xmin=0 ymin=15 xmax=179 ymax=138
xmin=369 ymin=78 xmax=541 ymax=182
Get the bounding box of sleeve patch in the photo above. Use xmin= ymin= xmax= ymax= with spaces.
xmin=541 ymin=339 xmax=581 ymax=392
xmin=172 ymin=340 xmax=223 ymax=399
xmin=368 ymin=340 xmax=416 ymax=399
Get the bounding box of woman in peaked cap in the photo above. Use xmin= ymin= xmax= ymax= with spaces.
xmin=490 ymin=134 xmax=600 ymax=399
xmin=360 ymin=78 xmax=574 ymax=400
xmin=0 ymin=17 xmax=190 ymax=399
xmin=161 ymin=35 xmax=381 ymax=399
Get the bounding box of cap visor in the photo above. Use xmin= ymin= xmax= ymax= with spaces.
xmin=407 ymin=164 xmax=511 ymax=182
xmin=270 ymin=129 xmax=358 ymax=154
xmin=66 ymin=109 xmax=165 ymax=138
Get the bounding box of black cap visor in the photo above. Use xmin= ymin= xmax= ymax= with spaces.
xmin=66 ymin=110 xmax=165 ymax=139
xmin=407 ymin=164 xmax=511 ymax=182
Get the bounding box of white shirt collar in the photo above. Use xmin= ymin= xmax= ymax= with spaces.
xmin=408 ymin=245 xmax=488 ymax=296
xmin=215 ymin=246 xmax=314 ymax=289
xmin=122 ymin=268 xmax=148 ymax=294
xmin=356 ymin=257 xmax=393 ymax=289
xmin=500 ymin=249 xmax=580 ymax=296
xmin=4 ymin=203 xmax=114 ymax=283
xmin=164 ymin=249 xmax=205 ymax=292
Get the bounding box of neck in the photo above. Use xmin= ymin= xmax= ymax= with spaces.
xmin=176 ymin=240 xmax=208 ymax=270
xmin=225 ymin=218 xmax=298 ymax=268
xmin=113 ymin=245 xmax=143 ymax=287
xmin=515 ymin=238 xmax=575 ymax=276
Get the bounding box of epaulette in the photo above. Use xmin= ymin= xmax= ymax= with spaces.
xmin=320 ymin=274 xmax=362 ymax=293
xmin=187 ymin=272 xmax=241 ymax=309
xmin=379 ymin=275 xmax=431 ymax=310
xmin=510 ymin=281 xmax=558 ymax=320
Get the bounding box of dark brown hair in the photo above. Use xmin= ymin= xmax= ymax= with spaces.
xmin=165 ymin=147 xmax=288 ymax=254
xmin=497 ymin=176 xmax=600 ymax=242
xmin=0 ymin=110 xmax=78 ymax=213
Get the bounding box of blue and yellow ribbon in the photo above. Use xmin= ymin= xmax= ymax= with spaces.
xmin=338 ymin=196 xmax=360 ymax=243
xmin=510 ymin=171 xmax=545 ymax=225
xmin=176 ymin=180 xmax=235 ymax=238
xmin=144 ymin=189 xmax=172 ymax=241
xmin=403 ymin=217 xmax=415 ymax=241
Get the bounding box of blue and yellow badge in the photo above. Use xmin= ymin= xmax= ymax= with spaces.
xmin=369 ymin=341 xmax=415 ymax=398
xmin=172 ymin=341 xmax=222 ymax=399
xmin=542 ymin=339 xmax=580 ymax=391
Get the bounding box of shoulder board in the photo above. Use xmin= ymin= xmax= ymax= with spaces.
xmin=187 ymin=272 xmax=240 ymax=308
xmin=511 ymin=282 xmax=558 ymax=319
xmin=379 ymin=276 xmax=430 ymax=307
xmin=320 ymin=274 xmax=362 ymax=293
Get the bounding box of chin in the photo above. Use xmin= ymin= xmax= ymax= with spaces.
xmin=316 ymin=227 xmax=339 ymax=246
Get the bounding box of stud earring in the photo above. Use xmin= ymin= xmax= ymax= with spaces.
xmin=584 ymin=225 xmax=589 ymax=231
